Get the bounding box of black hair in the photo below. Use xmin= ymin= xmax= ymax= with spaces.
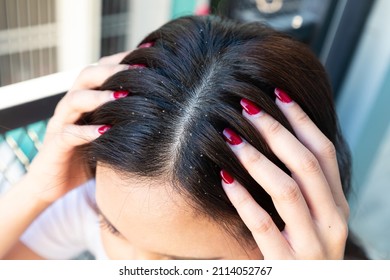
xmin=79 ymin=15 xmax=351 ymax=248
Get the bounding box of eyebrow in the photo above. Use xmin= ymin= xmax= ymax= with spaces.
xmin=95 ymin=204 xmax=222 ymax=260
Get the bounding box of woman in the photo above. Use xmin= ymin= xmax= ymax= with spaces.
xmin=0 ymin=15 xmax=353 ymax=259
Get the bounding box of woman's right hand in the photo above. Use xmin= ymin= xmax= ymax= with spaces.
xmin=25 ymin=51 xmax=131 ymax=205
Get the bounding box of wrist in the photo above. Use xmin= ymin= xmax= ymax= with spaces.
xmin=15 ymin=174 xmax=54 ymax=210
xmin=0 ymin=174 xmax=53 ymax=258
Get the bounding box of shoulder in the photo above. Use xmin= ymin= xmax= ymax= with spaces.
xmin=20 ymin=179 xmax=100 ymax=259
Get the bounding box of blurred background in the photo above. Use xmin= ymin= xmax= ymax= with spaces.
xmin=0 ymin=0 xmax=388 ymax=259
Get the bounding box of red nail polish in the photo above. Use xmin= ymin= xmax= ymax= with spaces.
xmin=222 ymin=128 xmax=243 ymax=145
xmin=138 ymin=42 xmax=154 ymax=48
xmin=98 ymin=125 xmax=111 ymax=135
xmin=113 ymin=91 xmax=128 ymax=99
xmin=274 ymin=88 xmax=292 ymax=103
xmin=195 ymin=4 xmax=210 ymax=15
xmin=220 ymin=169 xmax=234 ymax=184
xmin=240 ymin=98 xmax=262 ymax=115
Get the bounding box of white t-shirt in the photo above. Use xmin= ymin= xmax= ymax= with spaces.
xmin=20 ymin=180 xmax=108 ymax=259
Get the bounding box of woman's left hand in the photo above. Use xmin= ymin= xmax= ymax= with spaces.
xmin=220 ymin=88 xmax=349 ymax=259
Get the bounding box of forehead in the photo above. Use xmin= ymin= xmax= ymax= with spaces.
xmin=95 ymin=164 xmax=246 ymax=258
xmin=95 ymin=163 xmax=195 ymax=220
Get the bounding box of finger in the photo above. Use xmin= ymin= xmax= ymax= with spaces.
xmin=55 ymin=124 xmax=110 ymax=151
xmin=70 ymin=64 xmax=129 ymax=91
xmin=98 ymin=51 xmax=132 ymax=65
xmin=54 ymin=89 xmax=127 ymax=124
xmin=220 ymin=170 xmax=293 ymax=259
xmin=240 ymin=99 xmax=339 ymax=221
xmin=222 ymin=129 xmax=319 ymax=248
xmin=274 ymin=88 xmax=348 ymax=217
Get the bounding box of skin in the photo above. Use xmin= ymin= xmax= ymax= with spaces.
xmin=0 ymin=49 xmax=349 ymax=260
xmin=222 ymin=97 xmax=349 ymax=259
xmin=96 ymin=165 xmax=262 ymax=260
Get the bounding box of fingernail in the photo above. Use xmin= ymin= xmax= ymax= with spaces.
xmin=222 ymin=128 xmax=243 ymax=145
xmin=274 ymin=88 xmax=292 ymax=103
xmin=220 ymin=169 xmax=234 ymax=184
xmin=240 ymin=98 xmax=262 ymax=115
xmin=113 ymin=91 xmax=128 ymax=99
xmin=128 ymin=64 xmax=146 ymax=69
xmin=98 ymin=125 xmax=111 ymax=135
xmin=195 ymin=4 xmax=210 ymax=15
xmin=138 ymin=42 xmax=154 ymax=48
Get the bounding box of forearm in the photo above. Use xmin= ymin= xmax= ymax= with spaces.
xmin=0 ymin=175 xmax=51 ymax=258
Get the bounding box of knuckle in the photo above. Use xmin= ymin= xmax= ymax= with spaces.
xmin=294 ymin=110 xmax=311 ymax=126
xmin=59 ymin=125 xmax=89 ymax=147
xmin=244 ymin=149 xmax=265 ymax=168
xmin=278 ymin=179 xmax=301 ymax=203
xmin=320 ymin=140 xmax=337 ymax=160
xmin=77 ymin=65 xmax=95 ymax=80
xmin=65 ymin=90 xmax=80 ymax=108
xmin=235 ymin=193 xmax=253 ymax=210
xmin=46 ymin=117 xmax=61 ymax=133
xmin=81 ymin=65 xmax=95 ymax=75
xmin=343 ymin=202 xmax=350 ymax=221
xmin=300 ymin=152 xmax=321 ymax=174
xmin=321 ymin=215 xmax=349 ymax=257
xmin=251 ymin=215 xmax=274 ymax=235
xmin=98 ymin=55 xmax=110 ymax=65
xmin=339 ymin=223 xmax=349 ymax=242
xmin=72 ymin=65 xmax=102 ymax=90
xmin=267 ymin=119 xmax=283 ymax=136
xmin=333 ymin=216 xmax=349 ymax=243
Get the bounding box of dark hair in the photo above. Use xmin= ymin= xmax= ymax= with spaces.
xmin=80 ymin=15 xmax=351 ymax=247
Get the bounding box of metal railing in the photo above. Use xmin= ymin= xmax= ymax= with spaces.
xmin=0 ymin=72 xmax=73 ymax=191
